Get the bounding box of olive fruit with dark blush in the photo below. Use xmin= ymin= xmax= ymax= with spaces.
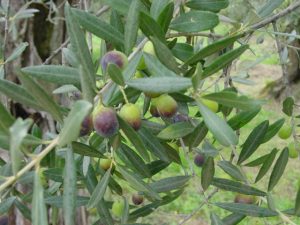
xmin=80 ymin=115 xmax=93 ymax=136
xmin=99 ymin=158 xmax=112 ymax=170
xmin=119 ymin=103 xmax=142 ymax=130
xmin=172 ymin=113 xmax=189 ymax=123
xmin=156 ymin=94 xmax=177 ymax=118
xmin=150 ymin=105 xmax=160 ymax=117
xmin=234 ymin=194 xmax=257 ymax=204
xmin=101 ymin=51 xmax=128 ymax=73
xmin=132 ymin=194 xmax=144 ymax=205
xmin=194 ymin=153 xmax=205 ymax=167
xmin=93 ymin=105 xmax=119 ymax=138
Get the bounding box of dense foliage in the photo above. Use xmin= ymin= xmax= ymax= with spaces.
xmin=0 ymin=0 xmax=300 ymax=224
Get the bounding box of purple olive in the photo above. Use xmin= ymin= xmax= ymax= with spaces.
xmin=93 ymin=105 xmax=119 ymax=138
xmin=101 ymin=51 xmax=128 ymax=73
xmin=194 ymin=154 xmax=205 ymax=167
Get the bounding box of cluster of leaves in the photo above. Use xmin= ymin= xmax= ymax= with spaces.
xmin=0 ymin=0 xmax=300 ymax=225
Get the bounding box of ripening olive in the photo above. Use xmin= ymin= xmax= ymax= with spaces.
xmin=132 ymin=194 xmax=144 ymax=205
xmin=119 ymin=103 xmax=142 ymax=130
xmin=93 ymin=105 xmax=119 ymax=138
xmin=156 ymin=94 xmax=178 ymax=118
xmin=101 ymin=51 xmax=128 ymax=73
xmin=194 ymin=154 xmax=205 ymax=167
xmin=80 ymin=115 xmax=93 ymax=136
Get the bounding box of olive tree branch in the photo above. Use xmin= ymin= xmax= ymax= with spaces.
xmin=178 ymin=188 xmax=218 ymax=225
xmin=0 ymin=138 xmax=59 ymax=194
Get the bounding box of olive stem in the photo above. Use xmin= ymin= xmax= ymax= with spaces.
xmin=119 ymin=86 xmax=129 ymax=104
xmin=0 ymin=137 xmax=59 ymax=194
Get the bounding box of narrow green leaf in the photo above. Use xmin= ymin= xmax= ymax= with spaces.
xmin=184 ymin=34 xmax=242 ymax=66
xmin=143 ymin=53 xmax=178 ymax=77
xmin=32 ymin=170 xmax=48 ymax=225
xmin=184 ymin=121 xmax=208 ymax=150
xmin=244 ymin=154 xmax=269 ymax=167
xmin=138 ymin=127 xmax=170 ymax=162
xmin=202 ymin=45 xmax=249 ymax=79
xmin=18 ymin=72 xmax=63 ymax=122
xmin=212 ymin=178 xmax=266 ymax=196
xmin=157 ymin=122 xmax=195 ymax=140
xmin=238 ymin=120 xmax=269 ymax=164
xmin=9 ymin=118 xmax=32 ymax=175
xmin=65 ymin=4 xmax=96 ymax=100
xmin=282 ymin=97 xmax=294 ymax=117
xmin=119 ymin=144 xmax=151 ymax=178
xmin=58 ymin=100 xmax=92 ymax=147
xmin=201 ymin=156 xmax=215 ymax=191
xmin=258 ymin=0 xmax=284 ymax=17
xmin=218 ymin=161 xmax=246 ymax=182
xmin=127 ymin=76 xmax=192 ymax=94
xmin=295 ymin=185 xmax=300 ymax=216
xmin=215 ymin=203 xmax=278 ymax=217
xmin=211 ymin=212 xmax=224 ymax=225
xmin=117 ymin=166 xmax=161 ymax=200
xmin=0 ymin=79 xmax=42 ymax=110
xmin=0 ymin=101 xmax=14 ymax=133
xmin=147 ymin=160 xmax=170 ymax=176
xmin=107 ymin=63 xmax=125 ymax=86
xmin=84 ymin=165 xmax=114 ymax=225
xmin=118 ymin=116 xmax=150 ymax=162
xmin=262 ymin=118 xmax=285 ymax=143
xmin=268 ymin=148 xmax=289 ymax=191
xmin=197 ymin=101 xmax=238 ymax=147
xmin=222 ymin=213 xmax=246 ymax=225
xmin=45 ymin=196 xmax=89 ymax=208
xmin=0 ymin=197 xmax=16 ymax=215
xmin=72 ymin=8 xmax=124 ymax=47
xmin=63 ymin=148 xmax=77 ymax=225
xmin=6 ymin=42 xmax=28 ymax=62
xmin=88 ymin=168 xmax=111 ymax=209
xmin=72 ymin=142 xmax=104 ymax=158
xmin=172 ymin=43 xmax=194 ymax=62
xmin=228 ymin=107 xmax=261 ymax=130
xmin=124 ymin=0 xmax=142 ymax=55
xmin=186 ymin=0 xmax=229 ymax=12
xmin=255 ymin=149 xmax=278 ymax=183
xmin=170 ymin=11 xmax=219 ymax=32
xmin=150 ymin=0 xmax=170 ymax=19
xmin=151 ymin=37 xmax=181 ymax=74
xmin=79 ymin=66 xmax=94 ymax=103
xmin=149 ymin=176 xmax=190 ymax=193
xmin=157 ymin=2 xmax=174 ymax=33
xmin=202 ymin=91 xmax=262 ymax=111
xmin=139 ymin=12 xmax=165 ymax=42
xmin=21 ymin=65 xmax=80 ymax=88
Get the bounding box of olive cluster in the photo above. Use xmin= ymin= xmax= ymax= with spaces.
xmin=78 ymin=42 xmax=223 ymax=216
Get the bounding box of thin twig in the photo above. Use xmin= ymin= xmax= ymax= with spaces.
xmin=250 ymin=1 xmax=300 ymax=31
xmin=178 ymin=188 xmax=218 ymax=225
xmin=3 ymin=0 xmax=11 ymax=77
xmin=166 ymin=32 xmax=223 ymax=39
xmin=0 ymin=138 xmax=59 ymax=193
